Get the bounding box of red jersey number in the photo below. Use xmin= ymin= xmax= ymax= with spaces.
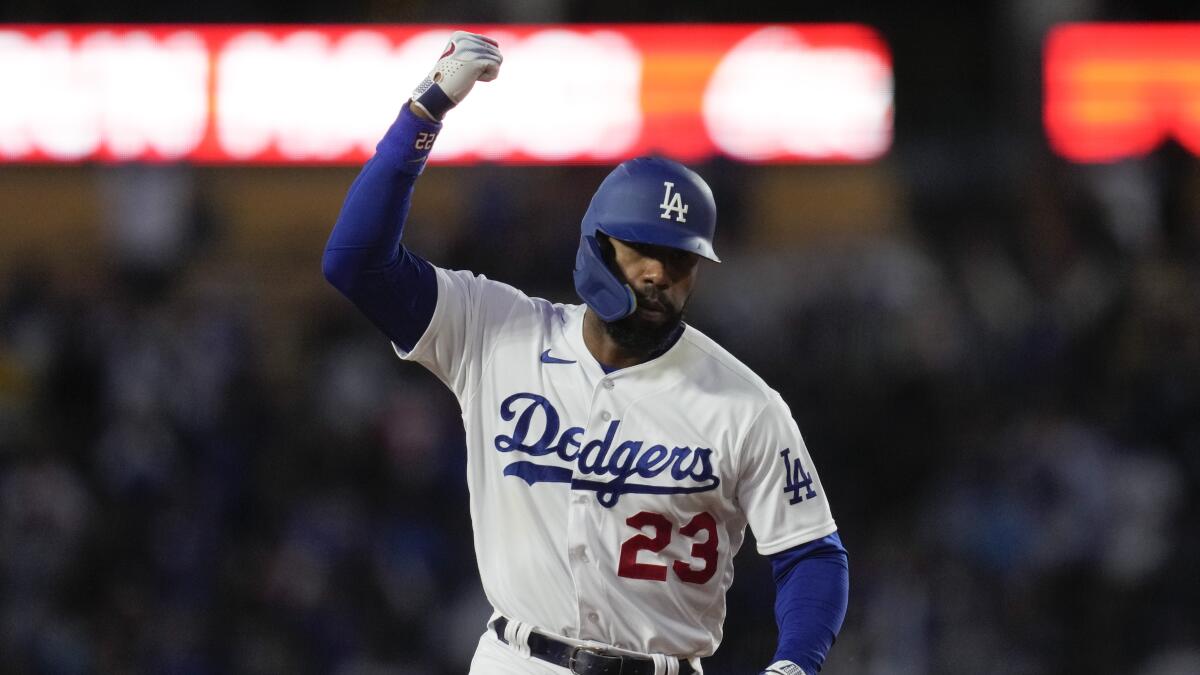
xmin=617 ymin=511 xmax=719 ymax=584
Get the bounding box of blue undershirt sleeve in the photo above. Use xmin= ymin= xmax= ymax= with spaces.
xmin=767 ymin=531 xmax=850 ymax=674
xmin=322 ymin=104 xmax=444 ymax=352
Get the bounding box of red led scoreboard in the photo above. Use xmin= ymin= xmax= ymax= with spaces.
xmin=1045 ymin=23 xmax=1200 ymax=162
xmin=0 ymin=24 xmax=894 ymax=165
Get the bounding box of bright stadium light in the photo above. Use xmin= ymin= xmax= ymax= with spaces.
xmin=79 ymin=29 xmax=208 ymax=160
xmin=703 ymin=27 xmax=893 ymax=161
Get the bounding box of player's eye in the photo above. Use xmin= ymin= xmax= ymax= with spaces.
xmin=664 ymin=249 xmax=697 ymax=270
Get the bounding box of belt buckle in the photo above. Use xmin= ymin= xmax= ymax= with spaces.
xmin=568 ymin=645 xmax=622 ymax=675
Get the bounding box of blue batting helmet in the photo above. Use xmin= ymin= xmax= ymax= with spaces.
xmin=573 ymin=157 xmax=719 ymax=322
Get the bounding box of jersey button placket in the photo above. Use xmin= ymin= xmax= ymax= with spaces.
xmin=571 ymin=545 xmax=589 ymax=563
xmin=573 ymin=381 xmax=618 ymax=640
xmin=566 ymin=388 xmax=595 ymax=640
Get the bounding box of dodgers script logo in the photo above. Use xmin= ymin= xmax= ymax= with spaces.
xmin=494 ymin=392 xmax=720 ymax=507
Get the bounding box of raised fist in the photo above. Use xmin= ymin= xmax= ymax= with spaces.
xmin=411 ymin=31 xmax=502 ymax=121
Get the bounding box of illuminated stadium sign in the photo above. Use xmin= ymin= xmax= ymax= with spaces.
xmin=0 ymin=24 xmax=893 ymax=165
xmin=1045 ymin=23 xmax=1200 ymax=162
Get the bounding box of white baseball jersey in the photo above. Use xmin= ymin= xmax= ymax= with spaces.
xmin=394 ymin=266 xmax=837 ymax=660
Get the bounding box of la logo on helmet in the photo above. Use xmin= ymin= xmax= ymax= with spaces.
xmin=659 ymin=181 xmax=689 ymax=222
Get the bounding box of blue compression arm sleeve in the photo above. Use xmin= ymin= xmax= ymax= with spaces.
xmin=322 ymin=104 xmax=443 ymax=352
xmin=767 ymin=532 xmax=849 ymax=674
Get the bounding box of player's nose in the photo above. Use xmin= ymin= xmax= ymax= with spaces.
xmin=638 ymin=257 xmax=671 ymax=288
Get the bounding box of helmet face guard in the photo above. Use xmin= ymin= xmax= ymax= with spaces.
xmin=573 ymin=157 xmax=719 ymax=322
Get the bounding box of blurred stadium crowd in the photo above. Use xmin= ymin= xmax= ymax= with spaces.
xmin=2 ymin=147 xmax=1199 ymax=674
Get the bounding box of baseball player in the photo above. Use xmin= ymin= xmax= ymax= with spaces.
xmin=323 ymin=31 xmax=849 ymax=675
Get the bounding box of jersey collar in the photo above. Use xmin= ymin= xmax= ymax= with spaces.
xmin=562 ymin=304 xmax=691 ymax=381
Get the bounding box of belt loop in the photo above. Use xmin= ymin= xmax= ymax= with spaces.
xmin=651 ymin=653 xmax=680 ymax=675
xmin=516 ymin=621 xmax=534 ymax=659
xmin=503 ymin=618 xmax=533 ymax=659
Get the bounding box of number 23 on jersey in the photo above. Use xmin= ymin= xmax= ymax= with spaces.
xmin=618 ymin=511 xmax=719 ymax=584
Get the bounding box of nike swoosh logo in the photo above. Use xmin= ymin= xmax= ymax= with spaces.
xmin=540 ymin=348 xmax=576 ymax=365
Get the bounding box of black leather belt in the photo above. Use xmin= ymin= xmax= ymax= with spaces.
xmin=493 ymin=617 xmax=696 ymax=675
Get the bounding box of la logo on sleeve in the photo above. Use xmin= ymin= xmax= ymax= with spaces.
xmin=779 ymin=448 xmax=817 ymax=505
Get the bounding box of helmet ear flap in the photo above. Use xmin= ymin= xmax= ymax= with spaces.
xmin=573 ymin=234 xmax=636 ymax=322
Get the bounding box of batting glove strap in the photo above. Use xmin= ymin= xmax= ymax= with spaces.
xmin=410 ymin=31 xmax=502 ymax=121
xmin=761 ymin=661 xmax=807 ymax=675
xmin=411 ymin=82 xmax=456 ymax=121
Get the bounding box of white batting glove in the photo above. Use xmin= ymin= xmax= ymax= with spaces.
xmin=410 ymin=31 xmax=502 ymax=121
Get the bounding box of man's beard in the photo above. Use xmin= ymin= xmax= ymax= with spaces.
xmin=602 ymin=289 xmax=685 ymax=357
